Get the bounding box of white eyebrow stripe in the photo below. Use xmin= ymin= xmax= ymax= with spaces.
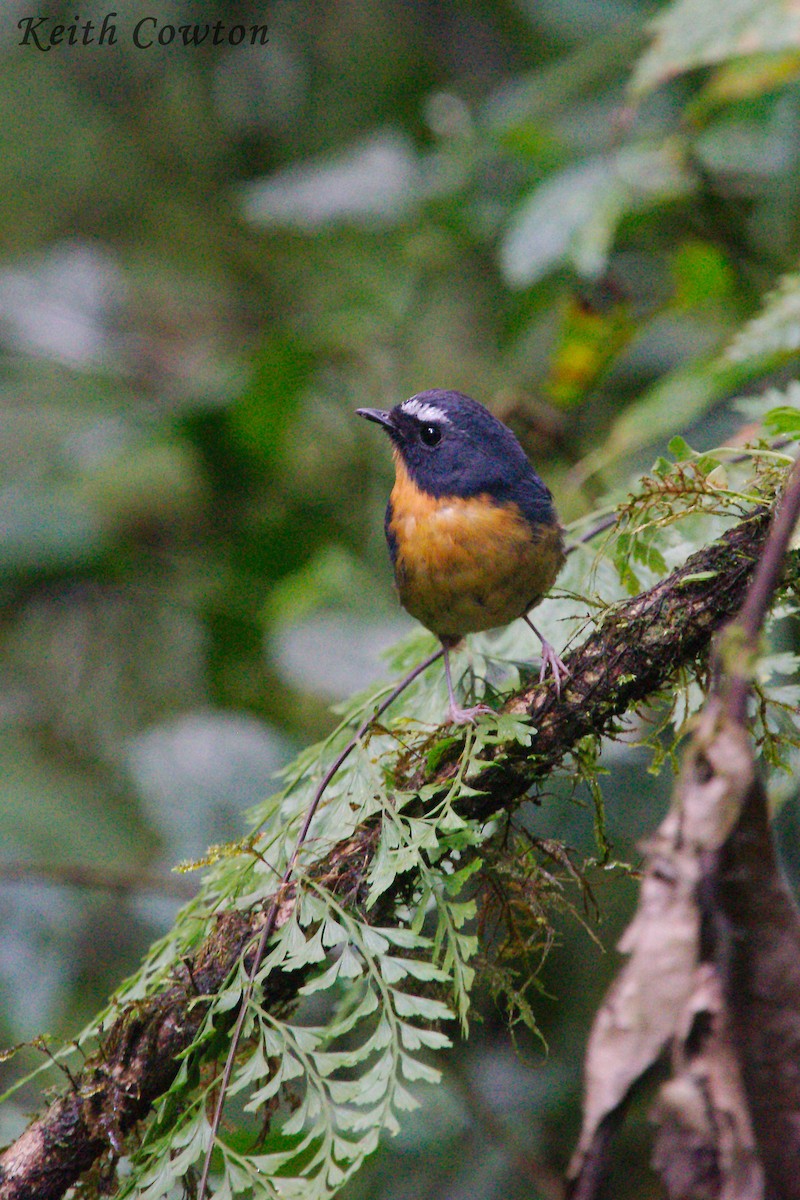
xmin=401 ymin=397 xmax=450 ymax=423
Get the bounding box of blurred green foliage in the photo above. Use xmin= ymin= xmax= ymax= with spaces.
xmin=2 ymin=0 xmax=800 ymax=1194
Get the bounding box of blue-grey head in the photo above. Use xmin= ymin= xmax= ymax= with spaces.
xmin=357 ymin=389 xmax=556 ymax=524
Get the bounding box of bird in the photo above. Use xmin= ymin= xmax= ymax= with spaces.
xmin=357 ymin=389 xmax=567 ymax=723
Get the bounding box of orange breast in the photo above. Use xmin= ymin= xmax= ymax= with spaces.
xmin=387 ymin=455 xmax=564 ymax=640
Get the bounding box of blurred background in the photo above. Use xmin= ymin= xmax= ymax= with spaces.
xmin=2 ymin=0 xmax=800 ymax=1195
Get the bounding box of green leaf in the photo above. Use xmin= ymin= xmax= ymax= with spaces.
xmin=326 ymin=987 xmax=381 ymax=1040
xmin=241 ymin=130 xmax=421 ymax=229
xmin=390 ymin=956 xmax=450 ymax=983
xmin=400 ymin=1053 xmax=441 ymax=1083
xmin=678 ymin=570 xmax=719 ymax=585
xmin=425 ymin=735 xmax=461 ymax=773
xmin=764 ymin=404 xmax=800 ymax=438
xmin=392 ymin=991 xmax=454 ymax=1022
xmin=392 ymin=1082 xmax=421 ymax=1112
xmin=375 ymin=926 xmax=430 ymax=949
xmin=672 ymin=241 xmax=735 ymax=308
xmin=668 ymin=434 xmax=693 ymax=459
xmin=399 ymin=1023 xmax=452 ymax=1051
xmin=631 ymin=0 xmax=800 ymax=98
xmin=726 ymin=270 xmax=800 ymax=363
xmin=579 ymin=351 xmax=775 ymax=479
xmin=500 ymin=141 xmax=692 ymax=288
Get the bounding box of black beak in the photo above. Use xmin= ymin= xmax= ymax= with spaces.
xmin=356 ymin=407 xmax=394 ymax=431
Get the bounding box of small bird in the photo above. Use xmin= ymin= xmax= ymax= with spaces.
xmin=358 ymin=389 xmax=567 ymax=723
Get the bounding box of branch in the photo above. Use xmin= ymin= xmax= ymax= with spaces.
xmin=568 ymin=459 xmax=800 ymax=1200
xmin=721 ymin=456 xmax=800 ymax=720
xmin=0 ymin=506 xmax=774 ymax=1200
xmin=421 ymin=505 xmax=773 ymax=815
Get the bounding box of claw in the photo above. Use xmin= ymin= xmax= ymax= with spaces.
xmin=524 ymin=617 xmax=569 ymax=697
xmin=445 ymin=700 xmax=495 ymax=726
xmin=537 ymin=638 xmax=569 ymax=696
xmin=441 ymin=641 xmax=495 ymax=724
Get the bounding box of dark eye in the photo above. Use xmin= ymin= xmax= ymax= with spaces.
xmin=419 ymin=423 xmax=441 ymax=447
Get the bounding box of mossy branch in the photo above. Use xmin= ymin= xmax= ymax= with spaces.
xmin=566 ymin=461 xmax=800 ymax=1199
xmin=413 ymin=505 xmax=772 ymax=816
xmin=0 ymin=506 xmax=773 ymax=1200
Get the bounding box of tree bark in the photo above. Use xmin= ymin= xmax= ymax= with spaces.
xmin=0 ymin=507 xmax=773 ymax=1200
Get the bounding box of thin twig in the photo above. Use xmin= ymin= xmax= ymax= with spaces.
xmin=0 ymin=504 xmax=775 ymax=1200
xmin=197 ymin=646 xmax=443 ymax=1199
xmin=723 ymin=455 xmax=800 ymax=721
xmin=197 ymin=503 xmax=620 ymax=1194
xmin=567 ymin=456 xmax=800 ymax=1200
xmin=736 ymin=455 xmax=800 ymax=643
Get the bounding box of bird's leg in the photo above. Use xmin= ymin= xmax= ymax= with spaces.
xmin=523 ymin=615 xmax=569 ymax=696
xmin=442 ymin=639 xmax=494 ymax=724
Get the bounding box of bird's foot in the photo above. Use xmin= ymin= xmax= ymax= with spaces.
xmin=538 ymin=638 xmax=569 ymax=696
xmin=445 ymin=700 xmax=495 ymax=726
